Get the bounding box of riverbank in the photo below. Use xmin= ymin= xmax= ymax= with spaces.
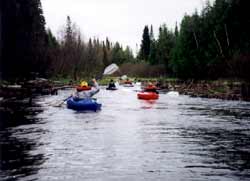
xmin=141 ymin=79 xmax=250 ymax=102
xmin=0 ymin=78 xmax=74 ymax=103
xmin=103 ymin=77 xmax=250 ymax=102
xmin=1 ymin=77 xmax=250 ymax=102
xmin=97 ymin=76 xmax=250 ymax=101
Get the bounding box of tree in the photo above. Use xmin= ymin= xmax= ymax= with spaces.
xmin=156 ymin=25 xmax=175 ymax=72
xmin=65 ymin=16 xmax=73 ymax=45
xmin=149 ymin=40 xmax=157 ymax=65
xmin=139 ymin=25 xmax=151 ymax=61
xmin=149 ymin=24 xmax=154 ymax=42
xmin=102 ymin=42 xmax=109 ymax=67
xmin=124 ymin=46 xmax=134 ymax=63
xmin=1 ymin=0 xmax=48 ymax=80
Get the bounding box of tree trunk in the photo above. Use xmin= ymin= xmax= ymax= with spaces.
xmin=193 ymin=31 xmax=199 ymax=49
xmin=224 ymin=24 xmax=230 ymax=48
xmin=213 ymin=31 xmax=224 ymax=57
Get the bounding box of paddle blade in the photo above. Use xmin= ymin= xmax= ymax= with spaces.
xmin=103 ymin=63 xmax=119 ymax=75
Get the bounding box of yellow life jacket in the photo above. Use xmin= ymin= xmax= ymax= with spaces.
xmin=80 ymin=81 xmax=88 ymax=87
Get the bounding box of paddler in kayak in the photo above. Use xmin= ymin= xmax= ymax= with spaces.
xmin=144 ymin=82 xmax=159 ymax=94
xmin=107 ymin=79 xmax=117 ymax=90
xmin=73 ymin=78 xmax=100 ymax=100
xmin=76 ymin=80 xmax=92 ymax=91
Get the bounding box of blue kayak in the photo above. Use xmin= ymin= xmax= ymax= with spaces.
xmin=67 ymin=98 xmax=102 ymax=111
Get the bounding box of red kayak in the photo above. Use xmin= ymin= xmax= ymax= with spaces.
xmin=76 ymin=86 xmax=91 ymax=91
xmin=137 ymin=92 xmax=159 ymax=100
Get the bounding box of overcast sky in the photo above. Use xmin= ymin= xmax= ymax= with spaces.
xmin=41 ymin=0 xmax=214 ymax=53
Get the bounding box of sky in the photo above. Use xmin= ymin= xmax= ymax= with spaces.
xmin=41 ymin=0 xmax=214 ymax=53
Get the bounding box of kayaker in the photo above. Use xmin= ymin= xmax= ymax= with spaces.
xmin=80 ymin=81 xmax=88 ymax=87
xmin=76 ymin=80 xmax=92 ymax=91
xmin=144 ymin=82 xmax=159 ymax=94
xmin=107 ymin=79 xmax=116 ymax=89
xmin=124 ymin=78 xmax=132 ymax=84
xmin=73 ymin=79 xmax=100 ymax=100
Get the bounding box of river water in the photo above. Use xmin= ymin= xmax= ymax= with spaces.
xmin=1 ymin=85 xmax=250 ymax=181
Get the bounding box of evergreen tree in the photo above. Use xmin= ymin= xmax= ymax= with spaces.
xmin=65 ymin=16 xmax=73 ymax=46
xmin=174 ymin=22 xmax=179 ymax=39
xmin=149 ymin=40 xmax=157 ymax=65
xmin=1 ymin=0 xmax=48 ymax=80
xmin=148 ymin=25 xmax=157 ymax=65
xmin=156 ymin=25 xmax=175 ymax=72
xmin=106 ymin=37 xmax=111 ymax=51
xmin=139 ymin=25 xmax=151 ymax=61
xmin=124 ymin=46 xmax=134 ymax=63
xmin=46 ymin=29 xmax=58 ymax=48
xmin=111 ymin=42 xmax=126 ymax=65
xmin=149 ymin=25 xmax=154 ymax=42
xmin=102 ymin=42 xmax=109 ymax=67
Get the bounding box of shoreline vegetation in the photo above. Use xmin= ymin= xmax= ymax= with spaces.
xmin=1 ymin=77 xmax=250 ymax=102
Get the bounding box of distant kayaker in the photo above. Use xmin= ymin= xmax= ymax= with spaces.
xmin=107 ymin=79 xmax=116 ymax=89
xmin=144 ymin=82 xmax=159 ymax=94
xmin=124 ymin=78 xmax=132 ymax=85
xmin=73 ymin=79 xmax=100 ymax=100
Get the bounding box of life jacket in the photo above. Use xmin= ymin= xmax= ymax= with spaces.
xmin=76 ymin=81 xmax=91 ymax=91
xmin=145 ymin=85 xmax=157 ymax=92
xmin=146 ymin=85 xmax=156 ymax=89
xmin=80 ymin=81 xmax=88 ymax=87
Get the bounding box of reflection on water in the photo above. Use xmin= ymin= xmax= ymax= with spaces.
xmin=0 ymin=100 xmax=46 ymax=180
xmin=0 ymin=87 xmax=250 ymax=180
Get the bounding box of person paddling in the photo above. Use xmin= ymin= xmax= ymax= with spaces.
xmin=144 ymin=82 xmax=158 ymax=94
xmin=107 ymin=79 xmax=116 ymax=89
xmin=73 ymin=79 xmax=100 ymax=100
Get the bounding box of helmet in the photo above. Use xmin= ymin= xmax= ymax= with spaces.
xmin=80 ymin=81 xmax=88 ymax=87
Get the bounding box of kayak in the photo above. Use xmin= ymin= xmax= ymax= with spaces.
xmin=67 ymin=97 xmax=101 ymax=111
xmin=106 ymin=87 xmax=117 ymax=90
xmin=76 ymin=86 xmax=91 ymax=91
xmin=137 ymin=92 xmax=159 ymax=100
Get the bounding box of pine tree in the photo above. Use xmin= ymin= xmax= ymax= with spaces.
xmin=1 ymin=0 xmax=48 ymax=80
xmin=102 ymin=42 xmax=109 ymax=67
xmin=150 ymin=25 xmax=154 ymax=42
xmin=174 ymin=22 xmax=179 ymax=39
xmin=139 ymin=25 xmax=151 ymax=61
xmin=65 ymin=16 xmax=73 ymax=45
xmin=106 ymin=37 xmax=111 ymax=51
xmin=156 ymin=25 xmax=175 ymax=72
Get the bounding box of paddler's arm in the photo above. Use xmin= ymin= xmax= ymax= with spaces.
xmin=89 ymin=79 xmax=100 ymax=97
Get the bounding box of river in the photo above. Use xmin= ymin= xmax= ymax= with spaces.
xmin=1 ymin=85 xmax=250 ymax=180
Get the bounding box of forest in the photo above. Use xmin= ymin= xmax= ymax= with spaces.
xmin=0 ymin=0 xmax=250 ymax=82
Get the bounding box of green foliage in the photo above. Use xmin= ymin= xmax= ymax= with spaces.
xmin=149 ymin=40 xmax=157 ymax=65
xmin=139 ymin=25 xmax=151 ymax=61
xmin=170 ymin=0 xmax=250 ymax=81
xmin=156 ymin=25 xmax=175 ymax=71
xmin=111 ymin=42 xmax=134 ymax=65
xmin=139 ymin=24 xmax=175 ymax=74
xmin=47 ymin=16 xmax=136 ymax=80
xmin=1 ymin=0 xmax=48 ymax=80
xmin=136 ymin=0 xmax=250 ymax=81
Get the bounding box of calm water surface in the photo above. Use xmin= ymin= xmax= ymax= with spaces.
xmin=1 ymin=85 xmax=250 ymax=180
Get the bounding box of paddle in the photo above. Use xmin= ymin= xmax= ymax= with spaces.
xmin=103 ymin=63 xmax=119 ymax=75
xmin=54 ymin=95 xmax=72 ymax=107
xmin=54 ymin=64 xmax=119 ymax=107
